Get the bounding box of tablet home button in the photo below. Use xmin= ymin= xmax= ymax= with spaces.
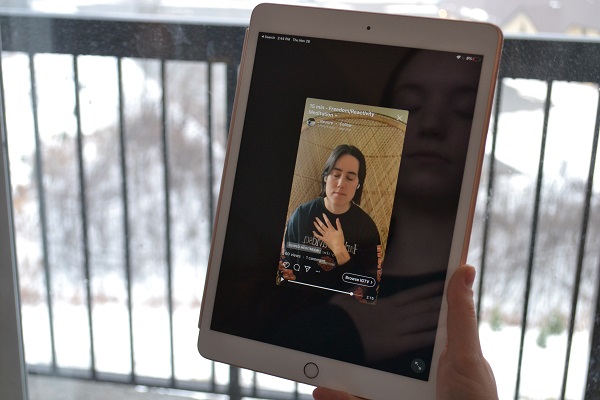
xmin=304 ymin=362 xmax=319 ymax=379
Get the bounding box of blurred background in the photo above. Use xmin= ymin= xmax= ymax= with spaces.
xmin=1 ymin=1 xmax=599 ymax=399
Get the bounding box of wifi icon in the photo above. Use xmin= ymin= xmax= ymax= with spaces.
xmin=456 ymin=55 xmax=462 ymax=60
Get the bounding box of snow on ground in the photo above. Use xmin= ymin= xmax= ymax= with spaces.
xmin=481 ymin=324 xmax=588 ymax=400
xmin=21 ymin=301 xmax=589 ymax=399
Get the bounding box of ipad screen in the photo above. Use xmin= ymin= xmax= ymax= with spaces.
xmin=210 ymin=32 xmax=484 ymax=381
xmin=277 ymin=97 xmax=408 ymax=305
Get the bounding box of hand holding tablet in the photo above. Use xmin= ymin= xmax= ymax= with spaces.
xmin=313 ymin=265 xmax=499 ymax=400
xmin=198 ymin=4 xmax=502 ymax=399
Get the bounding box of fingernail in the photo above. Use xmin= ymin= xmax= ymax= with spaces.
xmin=464 ymin=266 xmax=476 ymax=289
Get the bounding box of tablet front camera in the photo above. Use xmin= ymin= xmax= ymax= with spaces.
xmin=366 ymin=25 xmax=371 ymax=30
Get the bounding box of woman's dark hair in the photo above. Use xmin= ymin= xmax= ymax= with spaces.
xmin=319 ymin=144 xmax=367 ymax=205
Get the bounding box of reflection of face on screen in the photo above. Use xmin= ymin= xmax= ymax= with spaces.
xmin=210 ymin=36 xmax=483 ymax=382
xmin=383 ymin=50 xmax=480 ymax=208
xmin=319 ymin=49 xmax=483 ymax=379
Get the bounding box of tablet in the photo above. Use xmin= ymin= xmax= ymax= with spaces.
xmin=198 ymin=4 xmax=502 ymax=399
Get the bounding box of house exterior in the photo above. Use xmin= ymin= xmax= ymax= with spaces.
xmin=439 ymin=0 xmax=600 ymax=35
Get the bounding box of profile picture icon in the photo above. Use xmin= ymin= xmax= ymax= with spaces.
xmin=307 ymin=118 xmax=316 ymax=127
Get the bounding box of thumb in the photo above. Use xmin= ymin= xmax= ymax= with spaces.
xmin=445 ymin=264 xmax=482 ymax=356
xmin=313 ymin=387 xmax=364 ymax=400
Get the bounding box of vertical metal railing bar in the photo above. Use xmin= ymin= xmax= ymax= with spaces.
xmin=252 ymin=371 xmax=258 ymax=398
xmin=117 ymin=57 xmax=136 ymax=383
xmin=73 ymin=55 xmax=97 ymax=379
xmin=563 ymin=86 xmax=600 ymax=400
xmin=514 ymin=80 xmax=553 ymax=400
xmin=229 ymin=366 xmax=242 ymax=400
xmin=207 ymin=62 xmax=215 ymax=238
xmin=209 ymin=361 xmax=216 ymax=392
xmin=160 ymin=59 xmax=177 ymax=387
xmin=28 ymin=52 xmax=58 ymax=373
xmin=294 ymin=381 xmax=300 ymax=400
xmin=225 ymin=63 xmax=238 ymax=136
xmin=476 ymin=78 xmax=503 ymax=321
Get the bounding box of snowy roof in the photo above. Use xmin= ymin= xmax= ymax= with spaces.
xmin=439 ymin=0 xmax=600 ymax=33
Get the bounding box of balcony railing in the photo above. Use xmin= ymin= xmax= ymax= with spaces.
xmin=1 ymin=13 xmax=599 ymax=400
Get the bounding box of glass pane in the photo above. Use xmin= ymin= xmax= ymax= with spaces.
xmin=1 ymin=2 xmax=599 ymax=400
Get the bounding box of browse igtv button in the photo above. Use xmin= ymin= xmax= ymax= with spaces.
xmin=342 ymin=273 xmax=376 ymax=287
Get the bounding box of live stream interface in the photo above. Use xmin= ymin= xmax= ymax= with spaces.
xmin=212 ymin=30 xmax=484 ymax=381
xmin=277 ymin=98 xmax=409 ymax=304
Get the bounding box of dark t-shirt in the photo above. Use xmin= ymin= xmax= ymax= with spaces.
xmin=278 ymin=197 xmax=381 ymax=302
